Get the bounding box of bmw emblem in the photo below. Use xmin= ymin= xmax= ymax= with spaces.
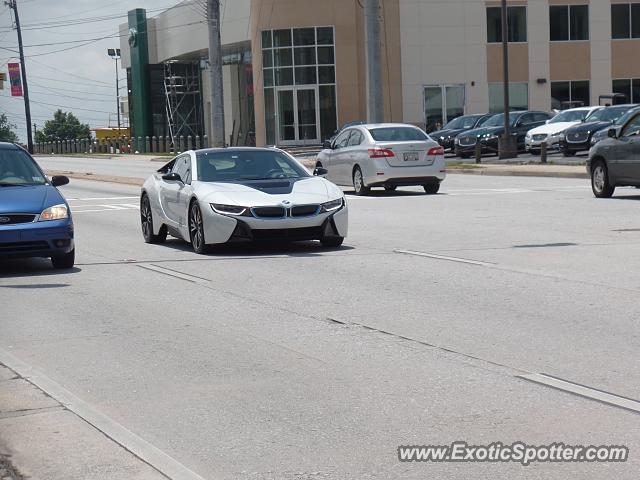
xmin=0 ymin=216 xmax=10 ymax=223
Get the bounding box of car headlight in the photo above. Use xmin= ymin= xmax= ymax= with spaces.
xmin=210 ymin=203 xmax=250 ymax=216
xmin=483 ymin=134 xmax=498 ymax=140
xmin=39 ymin=204 xmax=68 ymax=221
xmin=320 ymin=198 xmax=344 ymax=212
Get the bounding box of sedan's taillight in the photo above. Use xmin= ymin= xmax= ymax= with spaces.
xmin=368 ymin=148 xmax=395 ymax=158
xmin=427 ymin=146 xmax=444 ymax=156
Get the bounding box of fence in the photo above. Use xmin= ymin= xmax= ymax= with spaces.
xmin=32 ymin=135 xmax=210 ymax=156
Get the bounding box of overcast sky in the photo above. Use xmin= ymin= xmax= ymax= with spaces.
xmin=0 ymin=0 xmax=181 ymax=142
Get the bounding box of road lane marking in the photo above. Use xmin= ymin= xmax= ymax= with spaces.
xmin=67 ymin=196 xmax=139 ymax=201
xmin=519 ymin=373 xmax=640 ymax=414
xmin=138 ymin=264 xmax=210 ymax=286
xmin=394 ymin=249 xmax=495 ymax=266
xmin=0 ymin=348 xmax=209 ymax=480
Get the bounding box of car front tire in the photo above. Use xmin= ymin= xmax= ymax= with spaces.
xmin=141 ymin=194 xmax=167 ymax=244
xmin=189 ymin=201 xmax=209 ymax=254
xmin=591 ymin=160 xmax=615 ymax=198
xmin=51 ymin=249 xmax=75 ymax=269
xmin=352 ymin=167 xmax=370 ymax=196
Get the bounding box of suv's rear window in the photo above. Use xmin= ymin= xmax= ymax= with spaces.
xmin=368 ymin=127 xmax=429 ymax=142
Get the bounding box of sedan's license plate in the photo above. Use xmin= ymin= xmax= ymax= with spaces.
xmin=403 ymin=152 xmax=419 ymax=162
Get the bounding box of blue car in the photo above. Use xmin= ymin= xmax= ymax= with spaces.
xmin=0 ymin=142 xmax=74 ymax=269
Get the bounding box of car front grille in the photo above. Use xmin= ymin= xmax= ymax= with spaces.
xmin=532 ymin=134 xmax=548 ymax=141
xmin=251 ymin=206 xmax=286 ymax=218
xmin=458 ymin=136 xmax=476 ymax=147
xmin=251 ymin=226 xmax=323 ymax=241
xmin=0 ymin=214 xmax=37 ymax=225
xmin=290 ymin=205 xmax=320 ymax=217
xmin=0 ymin=241 xmax=49 ymax=253
xmin=567 ymin=132 xmax=588 ymax=143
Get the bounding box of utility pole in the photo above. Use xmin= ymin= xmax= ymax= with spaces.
xmin=364 ymin=0 xmax=383 ymax=123
xmin=498 ymin=0 xmax=517 ymax=159
xmin=107 ymin=49 xmax=122 ymax=132
xmin=6 ymin=0 xmax=34 ymax=153
xmin=207 ymin=0 xmax=225 ymax=147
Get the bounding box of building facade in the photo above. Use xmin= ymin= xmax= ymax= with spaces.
xmin=120 ymin=0 xmax=640 ymax=148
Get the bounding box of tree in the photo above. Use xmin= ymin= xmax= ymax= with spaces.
xmin=0 ymin=114 xmax=19 ymax=143
xmin=35 ymin=109 xmax=91 ymax=143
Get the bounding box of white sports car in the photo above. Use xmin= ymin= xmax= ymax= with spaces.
xmin=140 ymin=148 xmax=348 ymax=253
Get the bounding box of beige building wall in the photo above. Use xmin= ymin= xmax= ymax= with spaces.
xmin=590 ymin=0 xmax=611 ymax=104
xmin=528 ymin=0 xmax=551 ymax=110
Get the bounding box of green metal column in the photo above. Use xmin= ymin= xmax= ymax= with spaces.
xmin=127 ymin=9 xmax=151 ymax=150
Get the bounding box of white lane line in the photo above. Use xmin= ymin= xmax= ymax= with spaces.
xmin=394 ymin=249 xmax=495 ymax=266
xmin=138 ymin=264 xmax=210 ymax=286
xmin=0 ymin=348 xmax=209 ymax=480
xmin=67 ymin=196 xmax=139 ymax=201
xmin=519 ymin=373 xmax=640 ymax=414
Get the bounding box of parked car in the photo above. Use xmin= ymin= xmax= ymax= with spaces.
xmin=454 ymin=111 xmax=553 ymax=157
xmin=140 ymin=147 xmax=348 ymax=252
xmin=561 ymin=104 xmax=638 ymax=156
xmin=429 ymin=114 xmax=494 ymax=152
xmin=525 ymin=106 xmax=601 ymax=154
xmin=0 ymin=142 xmax=74 ymax=269
xmin=590 ymin=106 xmax=640 ymax=147
xmin=587 ymin=110 xmax=640 ymax=197
xmin=316 ymin=123 xmax=445 ymax=195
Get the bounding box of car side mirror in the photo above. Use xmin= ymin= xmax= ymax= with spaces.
xmin=313 ymin=167 xmax=328 ymax=177
xmin=607 ymin=128 xmax=617 ymax=139
xmin=162 ymin=172 xmax=182 ymax=182
xmin=51 ymin=175 xmax=69 ymax=187
xmin=322 ymin=140 xmax=332 ymax=149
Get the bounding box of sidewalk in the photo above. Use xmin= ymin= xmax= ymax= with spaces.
xmin=0 ymin=363 xmax=164 ymax=480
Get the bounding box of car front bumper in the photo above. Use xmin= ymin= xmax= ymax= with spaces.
xmin=561 ymin=138 xmax=591 ymax=152
xmin=0 ymin=218 xmax=75 ymax=258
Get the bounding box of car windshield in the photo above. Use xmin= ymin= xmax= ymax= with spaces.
xmin=0 ymin=148 xmax=47 ymax=186
xmin=586 ymin=107 xmax=631 ymax=123
xmin=483 ymin=113 xmax=519 ymax=127
xmin=368 ymin=127 xmax=429 ymax=141
xmin=443 ymin=116 xmax=478 ymax=130
xmin=550 ymin=110 xmax=590 ymax=123
xmin=612 ymin=108 xmax=640 ymax=126
xmin=195 ymin=150 xmax=310 ymax=182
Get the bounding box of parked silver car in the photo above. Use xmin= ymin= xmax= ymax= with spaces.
xmin=316 ymin=123 xmax=446 ymax=195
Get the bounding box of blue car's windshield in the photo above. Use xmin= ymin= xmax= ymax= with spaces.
xmin=0 ymin=148 xmax=47 ymax=186
xmin=196 ymin=150 xmax=310 ymax=182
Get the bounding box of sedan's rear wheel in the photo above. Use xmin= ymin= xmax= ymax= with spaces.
xmin=591 ymin=161 xmax=615 ymax=198
xmin=384 ymin=185 xmax=397 ymax=192
xmin=423 ymin=183 xmax=440 ymax=195
xmin=141 ymin=195 xmax=167 ymax=244
xmin=189 ymin=202 xmax=208 ymax=254
xmin=352 ymin=167 xmax=370 ymax=196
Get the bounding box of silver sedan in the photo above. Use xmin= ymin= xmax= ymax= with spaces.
xmin=316 ymin=123 xmax=446 ymax=195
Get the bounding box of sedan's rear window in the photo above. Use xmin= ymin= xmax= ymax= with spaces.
xmin=368 ymin=127 xmax=429 ymax=142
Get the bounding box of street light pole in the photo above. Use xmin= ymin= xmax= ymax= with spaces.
xmin=498 ymin=0 xmax=517 ymax=159
xmin=107 ymin=49 xmax=122 ymax=132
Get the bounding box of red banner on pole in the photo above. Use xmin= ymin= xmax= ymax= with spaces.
xmin=8 ymin=63 xmax=22 ymax=97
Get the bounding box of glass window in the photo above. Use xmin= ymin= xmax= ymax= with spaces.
xmin=261 ymin=30 xmax=272 ymax=49
xmin=263 ymin=69 xmax=274 ymax=88
xmin=613 ymin=78 xmax=640 ymax=103
xmin=334 ymin=130 xmax=352 ymax=148
xmin=273 ymin=29 xmax=292 ymax=47
xmin=316 ymin=27 xmax=334 ymax=45
xmin=534 ymin=112 xmax=552 ymax=123
xmin=633 ymin=4 xmax=640 ymax=38
xmin=319 ymin=85 xmax=337 ymax=141
xmin=295 ymin=67 xmax=317 ymax=85
xmin=571 ymin=80 xmax=590 ymax=106
xmin=294 ymin=47 xmax=316 ymax=66
xmin=262 ymin=50 xmax=273 ymax=68
xmin=348 ymin=131 xmax=363 ymax=146
xmin=0 ymin=148 xmax=46 ymax=186
xmin=551 ymin=81 xmax=570 ymax=110
xmin=621 ymin=114 xmax=640 ymax=137
xmin=488 ymin=83 xmax=529 ymax=113
xmin=612 ymin=4 xmax=630 ymax=39
xmin=196 ymin=150 xmax=309 ymax=182
xmin=570 ymin=5 xmax=589 ymax=41
xmin=293 ymin=28 xmax=315 ymax=46
xmin=318 ymin=66 xmax=335 ymax=84
xmin=317 ymin=46 xmax=334 ymax=65
xmin=368 ymin=127 xmax=429 ymax=142
xmin=273 ymin=48 xmax=292 ymax=67
xmin=551 ymin=81 xmax=589 ymax=110
xmin=487 ymin=6 xmax=527 ymax=43
xmin=550 ymin=6 xmax=569 ymax=41
xmin=275 ymin=68 xmax=293 ymax=86
xmin=634 ymin=79 xmax=640 ymax=103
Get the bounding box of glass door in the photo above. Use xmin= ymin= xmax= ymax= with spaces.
xmin=276 ymin=87 xmax=320 ymax=145
xmin=424 ymin=85 xmax=466 ymax=132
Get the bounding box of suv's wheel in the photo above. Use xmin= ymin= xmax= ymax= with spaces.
xmin=189 ymin=201 xmax=209 ymax=254
xmin=591 ymin=161 xmax=615 ymax=198
xmin=352 ymin=167 xmax=370 ymax=196
xmin=141 ymin=195 xmax=167 ymax=244
xmin=423 ymin=183 xmax=440 ymax=195
xmin=51 ymin=249 xmax=75 ymax=269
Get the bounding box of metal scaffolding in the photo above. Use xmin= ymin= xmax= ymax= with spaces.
xmin=164 ymin=62 xmax=204 ymax=145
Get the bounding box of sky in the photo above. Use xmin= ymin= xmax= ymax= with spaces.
xmin=0 ymin=0 xmax=188 ymax=142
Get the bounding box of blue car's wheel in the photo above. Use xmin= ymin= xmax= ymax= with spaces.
xmin=51 ymin=249 xmax=75 ymax=269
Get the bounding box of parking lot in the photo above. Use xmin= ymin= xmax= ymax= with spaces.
xmin=1 ymin=171 xmax=639 ymax=479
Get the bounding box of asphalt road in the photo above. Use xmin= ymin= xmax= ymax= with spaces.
xmin=1 ymin=174 xmax=639 ymax=479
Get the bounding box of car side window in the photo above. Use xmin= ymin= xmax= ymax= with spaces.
xmin=621 ymin=115 xmax=640 ymax=137
xmin=534 ymin=113 xmax=550 ymax=123
xmin=334 ymin=130 xmax=352 ymax=149
xmin=172 ymin=155 xmax=191 ymax=183
xmin=519 ymin=114 xmax=535 ymax=126
xmin=348 ymin=131 xmax=363 ymax=147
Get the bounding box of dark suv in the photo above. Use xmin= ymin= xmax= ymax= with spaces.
xmin=587 ymin=110 xmax=640 ymax=197
xmin=454 ymin=111 xmax=552 ymax=158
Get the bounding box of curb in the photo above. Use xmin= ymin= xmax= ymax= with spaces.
xmin=46 ymin=170 xmax=143 ymax=187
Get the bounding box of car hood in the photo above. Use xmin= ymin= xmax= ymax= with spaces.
xmin=194 ymin=176 xmax=342 ymax=207
xmin=528 ymin=122 xmax=579 ymax=136
xmin=0 ymin=184 xmax=65 ymax=214
xmin=431 ymin=128 xmax=467 ymax=139
xmin=461 ymin=126 xmax=504 ymax=138
xmin=566 ymin=121 xmax=612 ymax=134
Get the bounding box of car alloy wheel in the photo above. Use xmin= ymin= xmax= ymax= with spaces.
xmin=591 ymin=162 xmax=615 ymax=198
xmin=352 ymin=167 xmax=370 ymax=196
xmin=140 ymin=195 xmax=166 ymax=244
xmin=189 ymin=202 xmax=207 ymax=254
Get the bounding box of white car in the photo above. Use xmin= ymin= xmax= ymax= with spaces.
xmin=525 ymin=106 xmax=601 ymax=154
xmin=140 ymin=148 xmax=348 ymax=253
xmin=316 ymin=123 xmax=446 ymax=195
